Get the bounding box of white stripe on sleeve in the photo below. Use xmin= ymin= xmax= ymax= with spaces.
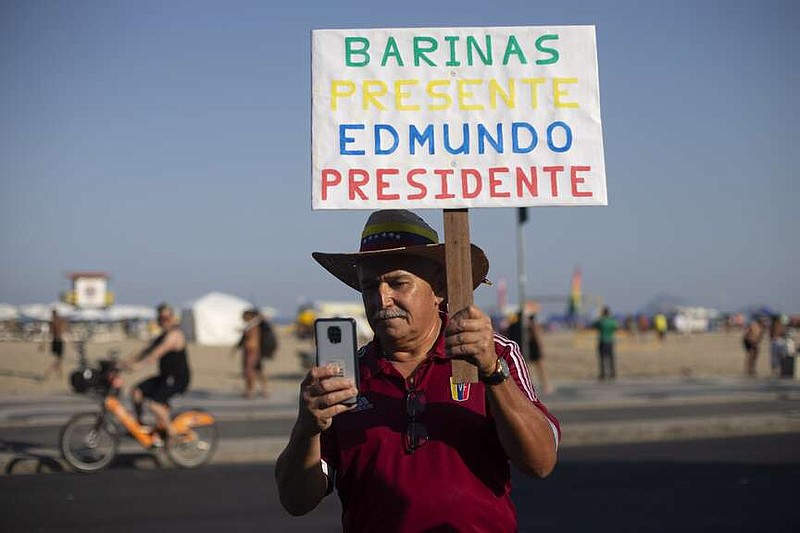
xmin=549 ymin=419 xmax=560 ymax=450
xmin=493 ymin=333 xmax=537 ymax=402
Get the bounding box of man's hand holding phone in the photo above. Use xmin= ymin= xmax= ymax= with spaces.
xmin=296 ymin=365 xmax=358 ymax=437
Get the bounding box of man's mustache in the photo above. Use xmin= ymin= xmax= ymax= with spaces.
xmin=375 ymin=308 xmax=408 ymax=320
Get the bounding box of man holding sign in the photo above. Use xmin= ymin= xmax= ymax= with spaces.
xmin=276 ymin=209 xmax=560 ymax=531
xmin=278 ymin=24 xmax=604 ymax=529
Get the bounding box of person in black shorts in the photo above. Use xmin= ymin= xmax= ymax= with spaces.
xmin=41 ymin=309 xmax=69 ymax=381
xmin=123 ymin=303 xmax=190 ymax=442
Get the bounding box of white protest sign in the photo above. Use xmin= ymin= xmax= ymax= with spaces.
xmin=312 ymin=26 xmax=606 ymax=210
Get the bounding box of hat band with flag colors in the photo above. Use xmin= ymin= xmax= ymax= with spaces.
xmin=360 ymin=221 xmax=439 ymax=251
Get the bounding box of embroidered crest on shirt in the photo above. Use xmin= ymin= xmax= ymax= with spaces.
xmin=449 ymin=377 xmax=471 ymax=402
xmin=349 ymin=394 xmax=374 ymax=413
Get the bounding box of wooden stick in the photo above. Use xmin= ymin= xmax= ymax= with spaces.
xmin=444 ymin=208 xmax=479 ymax=383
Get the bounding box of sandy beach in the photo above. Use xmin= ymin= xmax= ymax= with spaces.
xmin=0 ymin=327 xmax=779 ymax=398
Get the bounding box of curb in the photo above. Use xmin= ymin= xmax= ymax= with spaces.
xmin=560 ymin=412 xmax=800 ymax=447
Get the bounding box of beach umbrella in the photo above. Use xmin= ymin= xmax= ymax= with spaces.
xmin=18 ymin=302 xmax=75 ymax=321
xmin=70 ymin=308 xmax=109 ymax=322
xmin=738 ymin=304 xmax=781 ymax=318
xmin=105 ymin=304 xmax=156 ymax=322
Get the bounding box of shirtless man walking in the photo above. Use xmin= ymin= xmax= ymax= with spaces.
xmin=42 ymin=309 xmax=68 ymax=380
xmin=742 ymin=317 xmax=765 ymax=376
xmin=233 ymin=309 xmax=269 ymax=398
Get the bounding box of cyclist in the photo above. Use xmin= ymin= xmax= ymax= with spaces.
xmin=122 ymin=303 xmax=190 ymax=444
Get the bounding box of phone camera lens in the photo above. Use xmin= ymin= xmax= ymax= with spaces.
xmin=328 ymin=326 xmax=342 ymax=344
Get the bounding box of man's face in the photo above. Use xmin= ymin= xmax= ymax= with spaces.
xmin=158 ymin=310 xmax=174 ymax=328
xmin=358 ymin=256 xmax=444 ymax=349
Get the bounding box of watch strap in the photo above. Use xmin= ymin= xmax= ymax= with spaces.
xmin=480 ymin=357 xmax=510 ymax=386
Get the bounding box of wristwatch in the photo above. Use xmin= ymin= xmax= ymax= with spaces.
xmin=480 ymin=357 xmax=510 ymax=386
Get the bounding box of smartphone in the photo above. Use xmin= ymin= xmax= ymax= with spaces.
xmin=314 ymin=317 xmax=359 ymax=405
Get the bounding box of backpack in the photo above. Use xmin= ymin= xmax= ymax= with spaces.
xmin=260 ymin=320 xmax=278 ymax=360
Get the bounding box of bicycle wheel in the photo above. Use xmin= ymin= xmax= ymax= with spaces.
xmin=59 ymin=412 xmax=118 ymax=473
xmin=166 ymin=410 xmax=218 ymax=468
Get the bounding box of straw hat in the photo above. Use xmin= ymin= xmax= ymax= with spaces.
xmin=312 ymin=210 xmax=490 ymax=292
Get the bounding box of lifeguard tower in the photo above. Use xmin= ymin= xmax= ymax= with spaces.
xmin=61 ymin=272 xmax=115 ymax=309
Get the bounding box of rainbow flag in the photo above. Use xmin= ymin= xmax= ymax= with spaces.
xmin=567 ymin=267 xmax=582 ymax=318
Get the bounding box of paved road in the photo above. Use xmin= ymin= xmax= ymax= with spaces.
xmin=3 ymin=434 xmax=798 ymax=532
xmin=2 ymin=377 xmax=799 ymax=472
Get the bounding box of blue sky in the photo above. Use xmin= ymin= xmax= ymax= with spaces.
xmin=1 ymin=0 xmax=798 ymax=319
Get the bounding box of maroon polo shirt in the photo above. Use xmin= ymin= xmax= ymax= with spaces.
xmin=320 ymin=317 xmax=561 ymax=532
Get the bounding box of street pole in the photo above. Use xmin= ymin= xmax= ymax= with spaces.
xmin=517 ymin=208 xmax=529 ymax=360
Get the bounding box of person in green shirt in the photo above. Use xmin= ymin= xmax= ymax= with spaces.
xmin=593 ymin=306 xmax=618 ymax=380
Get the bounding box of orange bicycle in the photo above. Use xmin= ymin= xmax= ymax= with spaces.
xmin=60 ymin=358 xmax=218 ymax=472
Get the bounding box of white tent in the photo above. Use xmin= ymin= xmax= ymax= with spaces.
xmin=259 ymin=306 xmax=278 ymax=320
xmin=0 ymin=303 xmax=19 ymax=321
xmin=181 ymin=292 xmax=254 ymax=346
